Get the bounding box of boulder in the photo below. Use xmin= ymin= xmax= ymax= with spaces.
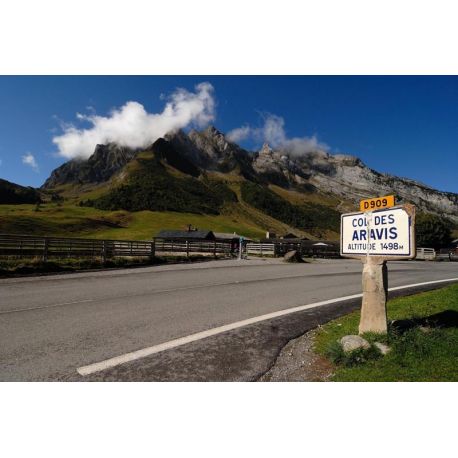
xmin=340 ymin=335 xmax=370 ymax=353
xmin=374 ymin=342 xmax=391 ymax=355
xmin=283 ymin=250 xmax=304 ymax=263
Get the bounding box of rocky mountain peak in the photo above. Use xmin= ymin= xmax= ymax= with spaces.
xmin=259 ymin=143 xmax=274 ymax=156
xmin=42 ymin=142 xmax=137 ymax=189
xmin=204 ymin=125 xmax=223 ymax=137
xmin=40 ymin=126 xmax=458 ymax=224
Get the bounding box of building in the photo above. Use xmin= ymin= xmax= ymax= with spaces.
xmin=155 ymin=229 xmax=215 ymax=241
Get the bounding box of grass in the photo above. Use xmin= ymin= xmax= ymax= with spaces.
xmin=314 ymin=284 xmax=458 ymax=381
xmin=0 ymin=202 xmax=266 ymax=240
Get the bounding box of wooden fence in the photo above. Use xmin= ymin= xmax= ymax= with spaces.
xmin=0 ymin=234 xmax=155 ymax=261
xmin=154 ymin=239 xmax=233 ymax=257
xmin=246 ymin=243 xmax=275 ymax=256
xmin=247 ymin=241 xmax=340 ymax=258
xmin=416 ymin=247 xmax=436 ymax=261
xmin=0 ymin=234 xmax=237 ymax=261
xmin=0 ymin=234 xmax=343 ymax=262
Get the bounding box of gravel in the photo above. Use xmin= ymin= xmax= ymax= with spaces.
xmin=258 ymin=328 xmax=334 ymax=382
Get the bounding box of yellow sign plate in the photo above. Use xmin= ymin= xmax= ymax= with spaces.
xmin=360 ymin=195 xmax=395 ymax=212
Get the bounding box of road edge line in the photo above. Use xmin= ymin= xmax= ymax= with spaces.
xmin=76 ymin=277 xmax=458 ymax=376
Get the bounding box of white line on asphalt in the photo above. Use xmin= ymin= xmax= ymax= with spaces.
xmin=0 ymin=299 xmax=94 ymax=315
xmin=0 ymin=271 xmax=359 ymax=315
xmin=76 ymin=277 xmax=458 ymax=376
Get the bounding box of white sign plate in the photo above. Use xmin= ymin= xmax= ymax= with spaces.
xmin=340 ymin=206 xmax=414 ymax=258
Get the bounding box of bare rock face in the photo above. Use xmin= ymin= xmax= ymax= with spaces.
xmin=252 ymin=142 xmax=458 ymax=223
xmin=340 ymin=335 xmax=370 ymax=352
xmin=42 ymin=143 xmax=137 ymax=188
xmin=185 ymin=126 xmax=256 ymax=178
xmin=308 ymin=155 xmax=458 ymax=223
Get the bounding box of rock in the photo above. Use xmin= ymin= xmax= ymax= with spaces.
xmin=374 ymin=342 xmax=391 ymax=355
xmin=283 ymin=250 xmax=304 ymax=263
xmin=419 ymin=326 xmax=432 ymax=333
xmin=340 ymin=335 xmax=370 ymax=352
xmin=43 ymin=143 xmax=137 ymax=188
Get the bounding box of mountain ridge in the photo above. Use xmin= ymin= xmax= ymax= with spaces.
xmin=40 ymin=126 xmax=458 ymax=226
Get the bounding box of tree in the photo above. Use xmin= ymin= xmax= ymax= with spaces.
xmin=415 ymin=213 xmax=452 ymax=249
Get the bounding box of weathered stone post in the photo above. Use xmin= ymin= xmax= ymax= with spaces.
xmin=341 ymin=201 xmax=415 ymax=336
xmin=359 ymin=256 xmax=388 ymax=334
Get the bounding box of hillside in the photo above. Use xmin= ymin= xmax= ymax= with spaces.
xmin=1 ymin=125 xmax=457 ymax=241
xmin=0 ymin=178 xmax=41 ymax=205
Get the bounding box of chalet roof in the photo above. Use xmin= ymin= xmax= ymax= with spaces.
xmin=214 ymin=233 xmax=254 ymax=242
xmin=214 ymin=232 xmax=238 ymax=240
xmin=260 ymin=237 xmax=304 ymax=244
xmin=260 ymin=238 xmax=339 ymax=247
xmin=155 ymin=230 xmax=215 ymax=240
xmin=282 ymin=232 xmax=299 ymax=239
xmin=214 ymin=232 xmax=248 ymax=239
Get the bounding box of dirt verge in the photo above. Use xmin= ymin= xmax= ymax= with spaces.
xmin=258 ymin=328 xmax=334 ymax=382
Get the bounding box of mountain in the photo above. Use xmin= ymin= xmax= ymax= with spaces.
xmin=0 ymin=178 xmax=41 ymax=205
xmin=1 ymin=125 xmax=456 ymax=241
xmin=41 ymin=125 xmax=458 ymax=229
xmin=43 ymin=143 xmax=137 ymax=188
xmin=251 ymin=144 xmax=458 ymax=223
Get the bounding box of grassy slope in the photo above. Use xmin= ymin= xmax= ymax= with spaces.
xmin=1 ymin=157 xmax=348 ymax=241
xmin=226 ymin=181 xmax=318 ymax=240
xmin=0 ymin=202 xmax=266 ymax=240
xmin=314 ymin=284 xmax=458 ymax=381
xmin=0 ymin=185 xmax=334 ymax=241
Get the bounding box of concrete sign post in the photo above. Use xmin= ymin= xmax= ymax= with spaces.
xmin=340 ymin=203 xmax=416 ymax=334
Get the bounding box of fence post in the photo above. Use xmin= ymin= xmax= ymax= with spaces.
xmin=102 ymin=240 xmax=107 ymax=264
xmin=214 ymin=240 xmax=217 ymax=258
xmin=42 ymin=238 xmax=49 ymax=262
xmin=186 ymin=240 xmax=189 ymax=258
xmin=150 ymin=241 xmax=155 ymax=262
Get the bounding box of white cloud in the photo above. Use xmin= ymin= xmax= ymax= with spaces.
xmin=22 ymin=153 xmax=39 ymax=172
xmin=53 ymin=82 xmax=216 ymax=159
xmin=227 ymin=113 xmax=329 ymax=156
xmin=225 ymin=125 xmax=251 ymax=143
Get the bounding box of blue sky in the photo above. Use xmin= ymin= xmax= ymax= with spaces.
xmin=0 ymin=76 xmax=457 ymax=193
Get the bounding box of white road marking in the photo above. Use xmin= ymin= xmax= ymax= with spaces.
xmin=76 ymin=277 xmax=458 ymax=376
xmin=0 ymin=299 xmax=94 ymax=315
xmin=0 ymin=271 xmax=359 ymax=315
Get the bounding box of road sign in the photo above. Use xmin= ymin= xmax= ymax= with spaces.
xmin=360 ymin=195 xmax=395 ymax=212
xmin=340 ymin=204 xmax=416 ymax=334
xmin=340 ymin=205 xmax=415 ymax=259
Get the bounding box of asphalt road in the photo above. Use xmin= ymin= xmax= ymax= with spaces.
xmin=1 ymin=258 xmax=457 ymax=381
